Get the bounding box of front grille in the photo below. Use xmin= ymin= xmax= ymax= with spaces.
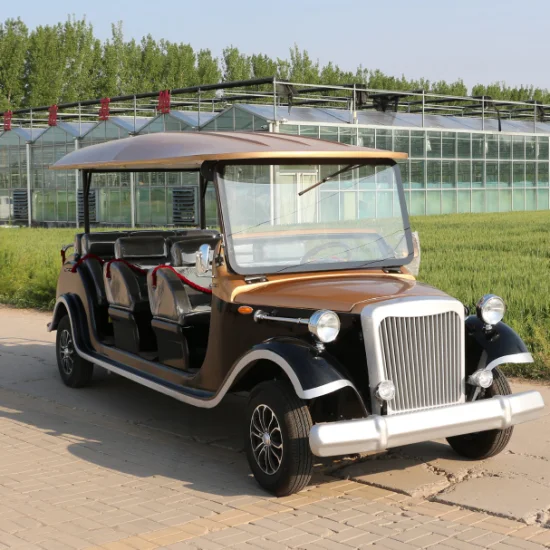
xmin=379 ymin=312 xmax=463 ymax=413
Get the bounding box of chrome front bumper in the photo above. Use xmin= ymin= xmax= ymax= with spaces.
xmin=309 ymin=390 xmax=545 ymax=457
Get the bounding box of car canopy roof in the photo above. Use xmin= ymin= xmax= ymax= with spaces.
xmin=50 ymin=131 xmax=407 ymax=172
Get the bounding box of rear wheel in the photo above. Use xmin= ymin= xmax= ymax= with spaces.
xmin=245 ymin=380 xmax=313 ymax=496
xmin=447 ymin=367 xmax=513 ymax=459
xmin=56 ymin=315 xmax=94 ymax=388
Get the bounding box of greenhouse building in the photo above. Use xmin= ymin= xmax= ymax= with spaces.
xmin=2 ymin=79 xmax=549 ymax=226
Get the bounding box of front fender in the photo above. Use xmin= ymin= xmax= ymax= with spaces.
xmin=231 ymin=337 xmax=365 ymax=405
xmin=465 ymin=315 xmax=533 ymax=372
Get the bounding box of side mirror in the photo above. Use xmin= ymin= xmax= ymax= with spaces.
xmin=195 ymin=244 xmax=212 ymax=276
xmin=408 ymin=231 xmax=421 ymax=277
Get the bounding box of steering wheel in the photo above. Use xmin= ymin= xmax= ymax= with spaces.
xmin=300 ymin=241 xmax=352 ymax=264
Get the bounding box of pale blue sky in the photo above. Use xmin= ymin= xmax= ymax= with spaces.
xmin=5 ymin=0 xmax=550 ymax=91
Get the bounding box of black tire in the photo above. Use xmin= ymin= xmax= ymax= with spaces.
xmin=245 ymin=380 xmax=313 ymax=496
xmin=447 ymin=367 xmax=513 ymax=460
xmin=56 ymin=315 xmax=94 ymax=388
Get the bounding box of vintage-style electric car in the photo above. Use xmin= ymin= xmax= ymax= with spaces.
xmin=48 ymin=132 xmax=544 ymax=496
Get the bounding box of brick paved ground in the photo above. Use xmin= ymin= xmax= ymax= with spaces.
xmin=0 ymin=384 xmax=548 ymax=550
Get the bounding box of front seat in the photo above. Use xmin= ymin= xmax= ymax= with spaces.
xmin=104 ymin=235 xmax=169 ymax=354
xmin=147 ymin=236 xmax=220 ymax=370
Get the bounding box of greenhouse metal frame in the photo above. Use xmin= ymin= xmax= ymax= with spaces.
xmin=1 ymin=77 xmax=550 ymax=226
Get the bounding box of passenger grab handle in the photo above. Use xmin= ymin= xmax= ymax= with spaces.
xmin=151 ymin=265 xmax=212 ymax=294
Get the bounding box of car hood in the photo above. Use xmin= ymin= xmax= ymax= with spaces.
xmin=232 ymin=273 xmax=451 ymax=313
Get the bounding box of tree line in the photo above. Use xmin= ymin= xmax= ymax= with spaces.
xmin=1 ymin=16 xmax=550 ymax=112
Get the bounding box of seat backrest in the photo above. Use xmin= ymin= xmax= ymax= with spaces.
xmin=81 ymin=231 xmax=128 ymax=258
xmin=82 ymin=257 xmax=108 ymax=306
xmin=147 ymin=268 xmax=193 ymax=323
xmin=170 ymin=236 xmax=221 ymax=267
xmin=104 ymin=261 xmax=149 ymax=311
xmin=115 ymin=235 xmax=169 ymax=266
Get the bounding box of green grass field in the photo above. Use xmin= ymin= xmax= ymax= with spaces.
xmin=0 ymin=211 xmax=548 ymax=378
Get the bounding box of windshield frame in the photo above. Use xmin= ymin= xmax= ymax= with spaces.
xmin=214 ymin=158 xmax=414 ymax=277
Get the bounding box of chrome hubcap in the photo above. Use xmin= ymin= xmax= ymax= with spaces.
xmin=59 ymin=329 xmax=74 ymax=376
xmin=250 ymin=404 xmax=283 ymax=475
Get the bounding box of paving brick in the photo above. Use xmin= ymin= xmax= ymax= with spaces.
xmin=497 ymin=538 xmax=549 ymax=550
xmin=527 ymin=530 xmax=550 ymax=546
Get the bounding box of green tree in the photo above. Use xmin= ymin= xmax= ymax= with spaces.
xmin=196 ymin=49 xmax=221 ymax=86
xmin=0 ymin=18 xmax=28 ymax=110
xmin=222 ymin=46 xmax=252 ymax=82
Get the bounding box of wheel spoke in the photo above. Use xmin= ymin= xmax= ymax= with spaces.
xmin=250 ymin=403 xmax=284 ymax=476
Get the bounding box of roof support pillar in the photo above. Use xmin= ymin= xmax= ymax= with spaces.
xmin=199 ymin=175 xmax=207 ymax=229
xmin=25 ymin=143 xmax=32 ymax=227
xmin=83 ymin=170 xmax=91 ymax=234
xmin=130 ymin=172 xmax=136 ymax=228
xmin=74 ymin=139 xmax=80 ymax=228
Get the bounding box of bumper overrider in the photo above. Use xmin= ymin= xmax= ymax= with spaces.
xmin=309 ymin=391 xmax=545 ymax=457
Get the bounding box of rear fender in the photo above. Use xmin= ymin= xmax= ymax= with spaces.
xmin=465 ymin=316 xmax=533 ymax=372
xmin=47 ymin=294 xmax=91 ymax=349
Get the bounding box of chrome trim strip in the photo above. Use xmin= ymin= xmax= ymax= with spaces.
xmin=54 ymin=297 xmax=356 ymax=408
xmin=254 ymin=310 xmax=309 ymax=325
xmin=309 ymin=390 xmax=545 ymax=457
xmin=484 ymin=352 xmax=534 ymax=371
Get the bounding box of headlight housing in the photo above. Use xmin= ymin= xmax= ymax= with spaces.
xmin=308 ymin=310 xmax=340 ymax=343
xmin=476 ymin=294 xmax=506 ymax=326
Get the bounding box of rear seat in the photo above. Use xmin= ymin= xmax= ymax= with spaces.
xmin=104 ymin=236 xmax=168 ymax=353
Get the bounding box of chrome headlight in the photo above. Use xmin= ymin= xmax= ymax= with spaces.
xmin=476 ymin=294 xmax=506 ymax=326
xmin=375 ymin=380 xmax=396 ymax=401
xmin=468 ymin=369 xmax=493 ymax=388
xmin=308 ymin=310 xmax=340 ymax=343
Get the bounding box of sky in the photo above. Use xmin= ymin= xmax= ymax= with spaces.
xmin=4 ymin=0 xmax=550 ymax=92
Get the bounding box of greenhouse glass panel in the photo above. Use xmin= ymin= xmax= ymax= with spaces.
xmin=410 ymin=191 xmax=425 ymax=215
xmin=536 ymin=189 xmax=549 ymax=210
xmin=457 ymin=190 xmax=471 ymax=213
xmin=472 ymin=161 xmax=483 ymax=188
xmin=280 ymin=124 xmax=298 ymax=135
xmin=486 ymin=134 xmax=498 ymax=160
xmin=300 ymin=125 xmax=320 ymax=138
xmin=358 ymin=128 xmax=375 ymax=148
xmin=500 ymin=189 xmax=512 ymax=211
xmin=409 ymin=161 xmax=425 ymax=189
xmin=427 ymin=132 xmax=441 ymax=158
xmin=397 ymin=160 xmax=409 ymax=188
xmin=151 ymin=188 xmax=167 ymax=225
xmin=320 ymin=191 xmax=339 ymax=222
xmin=513 ymin=189 xmax=525 ymax=210
xmin=376 ymin=165 xmax=394 ymax=189
xmin=486 ymin=190 xmax=499 ymax=212
xmin=442 ymin=132 xmax=456 ymax=158
xmin=525 ymin=163 xmax=536 ymax=186
xmin=538 ymin=163 xmax=549 ymax=186
xmin=394 ymin=130 xmax=410 ymax=154
xmin=441 ymin=161 xmax=456 ymax=188
xmin=486 ymin=162 xmax=498 ymax=187
xmin=471 ymin=190 xmax=485 ymax=212
xmin=427 ymin=161 xmax=441 ymax=188
xmin=212 ymin=111 xmax=234 ymax=131
xmin=513 ymin=163 xmax=525 ymax=187
xmin=137 ymin=188 xmax=150 ymax=224
xmin=499 ymin=135 xmax=511 ymax=160
xmin=410 ymin=131 xmax=425 ymax=158
xmin=234 ymin=109 xmax=254 ymax=130
xmin=472 ymin=133 xmax=484 ymax=159
xmin=205 ymin=187 xmax=218 ymax=228
xmin=456 ymin=160 xmax=472 ymax=187
xmin=375 ymin=129 xmax=392 ymax=151
xmin=341 ymin=192 xmax=357 ymax=220
xmin=525 ymin=136 xmax=536 ymax=160
xmin=457 ymin=133 xmax=471 ymax=158
xmin=499 ymin=162 xmax=512 ymax=186
xmin=320 ymin=126 xmax=338 ymax=142
xmin=525 ymin=189 xmax=536 ymax=210
xmin=537 ymin=136 xmax=549 ymax=160
xmin=472 ymin=134 xmax=485 ymax=159
xmin=441 ymin=190 xmax=457 ymax=214
xmin=426 ymin=191 xmax=441 ymax=215
xmin=377 ymin=190 xmax=394 ymax=217
xmin=513 ymin=136 xmax=525 ymax=160
xmin=339 ymin=127 xmax=356 ymax=145
xmin=358 ymin=165 xmax=376 ymax=190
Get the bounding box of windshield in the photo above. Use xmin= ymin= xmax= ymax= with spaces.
xmin=217 ymin=162 xmax=413 ymax=275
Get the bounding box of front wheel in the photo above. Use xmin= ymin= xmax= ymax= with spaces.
xmin=56 ymin=315 xmax=94 ymax=388
xmin=245 ymin=380 xmax=313 ymax=496
xmin=447 ymin=367 xmax=513 ymax=460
